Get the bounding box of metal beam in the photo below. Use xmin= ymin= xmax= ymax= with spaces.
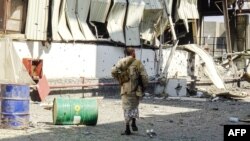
xmin=222 ymin=0 xmax=232 ymax=53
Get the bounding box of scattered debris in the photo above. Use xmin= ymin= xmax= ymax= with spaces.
xmin=82 ymin=131 xmax=92 ymax=135
xmin=181 ymin=44 xmax=226 ymax=89
xmin=168 ymin=97 xmax=207 ymax=102
xmin=211 ymin=97 xmax=220 ymax=102
xmin=40 ymin=102 xmax=53 ymax=110
xmin=156 ymin=120 xmax=165 ymax=122
xmin=211 ymin=107 xmax=219 ymax=111
xmin=229 ymin=117 xmax=239 ymax=123
xmin=168 ymin=120 xmax=174 ymax=123
xmin=145 ymin=93 xmax=151 ymax=97
xmin=146 ymin=129 xmax=157 ymax=138
xmin=239 ymin=118 xmax=250 ymax=123
xmin=153 ymin=97 xmax=165 ymax=100
xmin=196 ymin=91 xmax=204 ymax=97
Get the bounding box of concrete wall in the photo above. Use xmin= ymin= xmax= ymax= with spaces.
xmin=13 ymin=41 xmax=97 ymax=78
xmin=12 ymin=41 xmax=191 ymax=80
xmin=160 ymin=49 xmax=189 ymax=77
xmin=96 ymin=46 xmax=156 ymax=78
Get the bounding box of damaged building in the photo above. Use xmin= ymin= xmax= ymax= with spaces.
xmin=0 ymin=0 xmax=250 ymax=140
xmin=0 ymin=0 xmax=249 ymax=97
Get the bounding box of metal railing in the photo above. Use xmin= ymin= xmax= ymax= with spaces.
xmin=198 ymin=36 xmax=227 ymax=58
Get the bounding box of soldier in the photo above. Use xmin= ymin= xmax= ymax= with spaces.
xmin=111 ymin=47 xmax=148 ymax=135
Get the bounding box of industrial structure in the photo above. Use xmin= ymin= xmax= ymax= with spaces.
xmin=0 ymin=0 xmax=250 ymax=140
xmin=0 ymin=0 xmax=249 ymax=98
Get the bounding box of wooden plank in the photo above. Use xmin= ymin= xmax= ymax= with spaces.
xmin=192 ymin=20 xmax=198 ymax=44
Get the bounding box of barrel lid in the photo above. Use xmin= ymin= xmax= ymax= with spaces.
xmin=53 ymin=98 xmax=58 ymax=124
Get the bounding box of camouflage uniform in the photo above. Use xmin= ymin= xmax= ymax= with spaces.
xmin=111 ymin=56 xmax=148 ymax=123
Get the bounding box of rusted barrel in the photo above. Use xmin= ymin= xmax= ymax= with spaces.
xmin=0 ymin=84 xmax=30 ymax=129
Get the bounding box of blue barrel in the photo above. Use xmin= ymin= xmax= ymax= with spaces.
xmin=0 ymin=84 xmax=30 ymax=129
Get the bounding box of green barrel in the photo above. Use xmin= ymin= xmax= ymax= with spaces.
xmin=53 ymin=98 xmax=98 ymax=125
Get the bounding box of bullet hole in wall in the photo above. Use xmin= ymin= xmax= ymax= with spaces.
xmin=191 ymin=67 xmax=194 ymax=72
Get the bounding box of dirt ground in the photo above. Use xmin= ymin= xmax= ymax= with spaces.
xmin=1 ymin=94 xmax=250 ymax=141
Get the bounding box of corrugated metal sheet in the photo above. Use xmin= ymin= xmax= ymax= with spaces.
xmin=140 ymin=0 xmax=163 ymax=43
xmin=125 ymin=0 xmax=145 ymax=46
xmin=89 ymin=0 xmax=111 ymax=23
xmin=176 ymin=0 xmax=199 ymax=20
xmin=25 ymin=0 xmax=49 ymax=40
xmin=107 ymin=0 xmax=127 ymax=44
xmin=236 ymin=2 xmax=250 ymax=9
xmin=184 ymin=44 xmax=226 ymax=89
xmin=51 ymin=0 xmax=61 ymax=41
xmin=155 ymin=11 xmax=169 ymax=37
xmin=58 ymin=0 xmax=73 ymax=41
xmin=77 ymin=0 xmax=96 ymax=40
xmin=164 ymin=0 xmax=173 ymax=15
xmin=65 ymin=0 xmax=85 ymax=41
xmin=143 ymin=0 xmax=162 ymax=9
xmin=190 ymin=0 xmax=199 ymax=18
xmin=175 ymin=0 xmax=199 ymax=32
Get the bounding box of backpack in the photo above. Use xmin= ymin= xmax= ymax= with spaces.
xmin=112 ymin=58 xmax=135 ymax=85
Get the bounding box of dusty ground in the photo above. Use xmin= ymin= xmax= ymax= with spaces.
xmin=1 ymin=94 xmax=250 ymax=141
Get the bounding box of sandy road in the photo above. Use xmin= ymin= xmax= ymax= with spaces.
xmin=1 ymin=94 xmax=250 ymax=141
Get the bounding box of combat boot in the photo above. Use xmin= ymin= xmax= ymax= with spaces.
xmin=121 ymin=124 xmax=131 ymax=135
xmin=131 ymin=118 xmax=138 ymax=131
